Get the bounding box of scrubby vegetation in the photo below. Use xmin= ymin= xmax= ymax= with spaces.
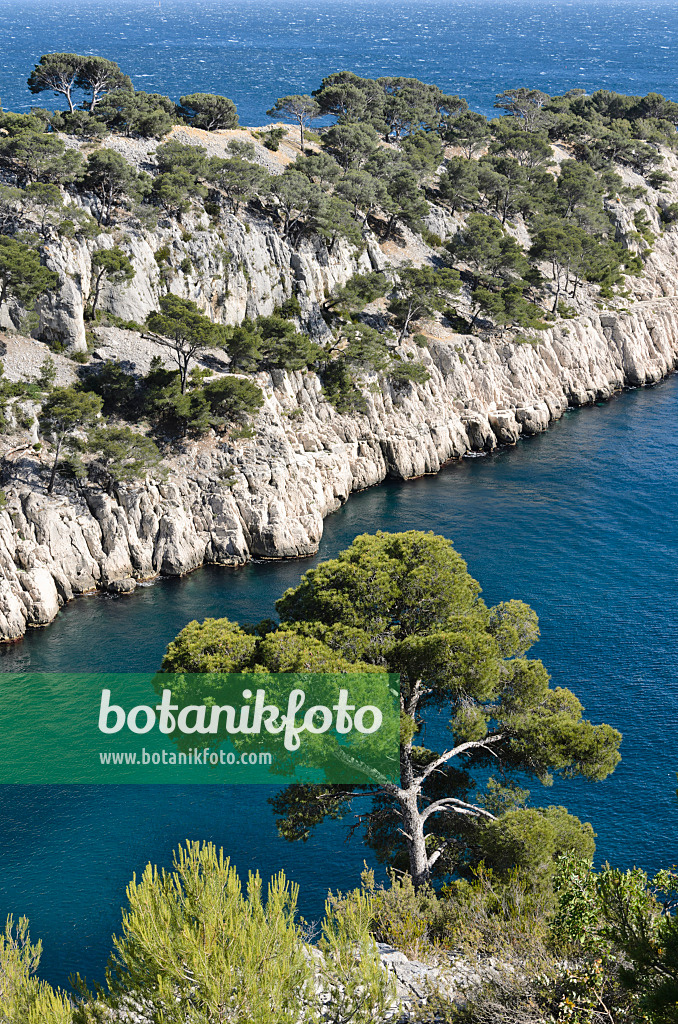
xmin=0 ymin=841 xmax=393 ymax=1024
xmin=2 ymin=832 xmax=677 ymax=1021
xmin=0 ymin=56 xmax=673 ymax=354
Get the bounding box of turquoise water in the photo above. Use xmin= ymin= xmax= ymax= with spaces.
xmin=1 ymin=0 xmax=678 ymax=120
xmin=1 ymin=377 xmax=677 ymax=985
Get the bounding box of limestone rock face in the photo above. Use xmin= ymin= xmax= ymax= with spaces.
xmin=4 ymin=174 xmax=678 ymax=643
xmin=30 ymin=210 xmax=373 ymax=355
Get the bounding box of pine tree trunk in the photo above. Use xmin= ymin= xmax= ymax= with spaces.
xmin=400 ymin=793 xmax=430 ymax=889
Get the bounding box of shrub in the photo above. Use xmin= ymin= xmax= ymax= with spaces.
xmin=203 ymin=375 xmax=264 ymax=426
xmin=388 ymin=359 xmax=430 ymax=392
xmin=557 ymin=300 xmax=578 ymax=318
xmin=321 ymin=360 xmax=368 ymax=414
xmin=263 ymin=126 xmax=287 ymax=151
xmin=80 ymin=360 xmax=137 ymax=417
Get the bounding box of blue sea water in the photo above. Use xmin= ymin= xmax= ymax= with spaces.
xmin=1 ymin=378 xmax=677 ymax=986
xmin=0 ymin=0 xmax=677 ymax=990
xmin=0 ymin=0 xmax=677 ymax=121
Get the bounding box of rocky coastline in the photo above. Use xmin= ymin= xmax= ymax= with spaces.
xmin=2 ymin=290 xmax=677 ymax=642
xmin=2 ymin=127 xmax=678 ymax=642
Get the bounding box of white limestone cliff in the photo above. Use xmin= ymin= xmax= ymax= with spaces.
xmin=2 ymin=137 xmax=678 ymax=640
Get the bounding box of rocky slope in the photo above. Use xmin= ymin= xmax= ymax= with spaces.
xmin=2 ymin=135 xmax=678 ymax=641
xmin=2 ymin=290 xmax=677 ymax=641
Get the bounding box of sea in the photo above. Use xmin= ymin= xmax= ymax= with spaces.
xmin=0 ymin=0 xmax=677 ymax=989
xmin=0 ymin=0 xmax=677 ymax=121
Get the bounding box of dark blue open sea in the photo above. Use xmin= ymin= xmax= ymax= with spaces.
xmin=0 ymin=0 xmax=677 ymax=990
xmin=0 ymin=0 xmax=678 ymax=120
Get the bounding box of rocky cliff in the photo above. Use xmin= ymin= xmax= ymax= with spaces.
xmin=2 ymin=137 xmax=678 ymax=641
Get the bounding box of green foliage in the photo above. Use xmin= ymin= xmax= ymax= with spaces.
xmin=271 ymin=171 xmax=364 ymax=250
xmin=82 ymin=353 xmax=263 ymax=439
xmin=150 ymin=141 xmax=209 ymax=216
xmin=88 ymin=246 xmax=134 ymax=318
xmin=202 ymin=375 xmax=264 ymax=426
xmin=0 ymin=128 xmax=84 ymax=187
xmin=86 ymin=425 xmax=161 ymax=489
xmin=28 ymin=53 xmax=131 ymax=113
xmin=322 ymin=122 xmax=380 ymax=170
xmin=93 ymin=841 xmax=318 ymax=1023
xmin=335 ymin=168 xmax=388 ymax=221
xmin=83 ymin=150 xmax=147 ymax=224
xmin=155 ymin=140 xmax=209 ymax=177
xmin=494 ymin=87 xmax=550 ymax=131
xmin=151 ymin=168 xmax=207 ymax=217
xmin=0 ymin=915 xmax=72 ymax=1024
xmin=357 ymin=868 xmax=444 ymax=958
xmin=208 ymin=155 xmax=271 ymax=212
xmin=447 ymin=213 xmax=530 ymax=283
xmin=80 ymin=360 xmax=137 ymax=416
xmin=324 ymin=271 xmax=390 ymax=315
xmin=278 ymin=293 xmax=302 ymax=318
xmin=0 ymin=235 xmax=58 ymax=311
xmin=38 ymin=386 xmax=102 ymax=493
xmin=269 ymin=531 xmax=620 ymax=885
xmin=438 ymin=156 xmax=481 ymax=212
xmin=471 ymin=281 xmax=548 ymax=333
xmin=254 ymin=315 xmax=323 ymax=371
xmin=294 ymin=151 xmax=343 ymax=188
xmin=388 ymin=356 xmax=431 ymax=391
xmin=177 ymin=92 xmax=239 ymax=130
xmin=261 ymin=126 xmax=287 ymax=151
xmin=477 ymin=806 xmax=596 ymax=875
xmin=660 ymin=202 xmax=678 ymax=225
xmin=318 ymin=884 xmax=396 ymax=1024
xmin=476 ymin=154 xmax=531 ymax=225
xmin=382 ymin=166 xmax=430 ymax=238
xmin=529 ymin=217 xmax=630 ymax=309
xmin=442 ymin=110 xmax=491 ymax=158
xmin=137 ymin=362 xmax=208 ymax=436
xmin=632 ymin=208 xmax=656 ymax=249
xmin=388 ymin=266 xmax=461 ymax=340
xmin=320 ymin=358 xmax=368 ymax=414
xmin=647 ymin=169 xmax=672 ymax=190
xmin=95 ymin=89 xmax=176 ymax=138
xmin=222 ymin=314 xmax=322 ymax=374
xmin=401 ymin=130 xmax=445 ymax=175
xmin=489 ymin=120 xmax=554 ymax=167
xmin=145 ymin=294 xmax=228 ymax=393
xmin=21 ymin=182 xmax=63 ymax=237
xmin=266 ymin=94 xmax=321 ymax=149
xmin=313 ymin=73 xmax=466 ymax=142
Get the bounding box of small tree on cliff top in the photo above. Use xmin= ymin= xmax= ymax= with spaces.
xmin=161 ymin=531 xmax=621 ymax=887
xmin=145 ymin=294 xmax=227 ymax=394
xmin=38 ymin=387 xmax=102 ymax=494
xmin=266 ymin=95 xmax=321 ymax=151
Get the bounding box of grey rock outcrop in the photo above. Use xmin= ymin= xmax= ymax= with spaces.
xmin=2 ymin=292 xmax=678 ymax=641
xmin=3 ymin=139 xmax=678 ymax=643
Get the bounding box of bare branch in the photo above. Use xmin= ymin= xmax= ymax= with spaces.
xmin=420 ymin=796 xmax=497 ymax=824
xmin=412 ymin=733 xmax=504 ymax=789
